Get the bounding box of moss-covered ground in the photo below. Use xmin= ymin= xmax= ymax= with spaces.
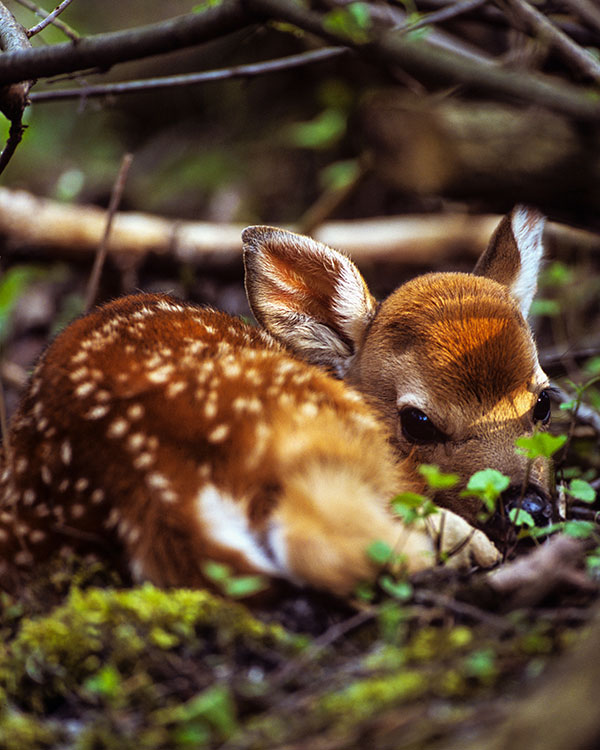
xmin=0 ymin=551 xmax=595 ymax=750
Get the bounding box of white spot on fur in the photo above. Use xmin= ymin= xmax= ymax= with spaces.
xmin=71 ymin=504 xmax=85 ymax=518
xmin=91 ymin=489 xmax=105 ymax=504
xmin=75 ymin=478 xmax=89 ymax=492
xmin=147 ymin=365 xmax=174 ymax=384
xmin=195 ymin=485 xmax=280 ymax=575
xmin=147 ymin=472 xmax=169 ymax=489
xmin=166 ymin=381 xmax=186 ymax=398
xmin=41 ymin=465 xmax=52 ymax=485
xmin=107 ymin=418 xmax=129 ymax=438
xmin=61 ymin=440 xmax=72 ymax=465
xmin=134 ymin=452 xmax=154 ymax=469
xmin=127 ymin=404 xmax=145 ymax=420
xmin=85 ymin=405 xmax=110 ymax=420
xmin=75 ymin=382 xmax=95 ymax=398
xmin=208 ymin=424 xmax=230 ymax=443
xmin=30 ymin=529 xmax=46 ymax=544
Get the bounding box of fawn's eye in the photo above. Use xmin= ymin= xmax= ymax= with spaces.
xmin=400 ymin=407 xmax=446 ymax=444
xmin=533 ymin=389 xmax=551 ymax=424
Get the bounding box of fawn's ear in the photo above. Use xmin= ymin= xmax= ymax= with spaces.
xmin=243 ymin=226 xmax=377 ymax=377
xmin=473 ymin=205 xmax=545 ymax=318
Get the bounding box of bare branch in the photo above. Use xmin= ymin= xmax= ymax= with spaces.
xmin=504 ymin=0 xmax=600 ymax=84
xmin=28 ymin=46 xmax=348 ymax=103
xmin=398 ymin=0 xmax=488 ymax=34
xmin=246 ymin=0 xmax=600 ymax=121
xmin=84 ymin=153 xmax=133 ymax=312
xmin=0 ymin=1 xmax=32 ymax=176
xmin=13 ymin=0 xmax=79 ymax=41
xmin=556 ymin=0 xmax=600 ymax=38
xmin=27 ymin=0 xmax=76 ymax=38
xmin=0 ymin=3 xmax=252 ymax=86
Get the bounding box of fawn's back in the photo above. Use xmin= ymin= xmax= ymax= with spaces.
xmin=1 ymin=294 xmax=496 ymax=594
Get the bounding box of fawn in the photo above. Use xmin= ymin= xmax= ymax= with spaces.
xmin=0 ymin=206 xmax=551 ymax=595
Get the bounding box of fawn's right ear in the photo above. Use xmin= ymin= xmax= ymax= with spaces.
xmin=243 ymin=226 xmax=377 ymax=377
xmin=473 ymin=205 xmax=545 ymax=319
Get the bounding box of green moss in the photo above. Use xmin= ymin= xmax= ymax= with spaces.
xmin=0 ymin=707 xmax=62 ymax=750
xmin=319 ymin=669 xmax=428 ymax=722
xmin=0 ymin=583 xmax=305 ymax=713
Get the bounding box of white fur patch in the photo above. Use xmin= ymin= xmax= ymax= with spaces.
xmin=510 ymin=206 xmax=545 ymax=318
xmin=195 ymin=485 xmax=281 ymax=575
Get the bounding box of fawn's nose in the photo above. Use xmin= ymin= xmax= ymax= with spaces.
xmin=503 ymin=485 xmax=554 ymax=527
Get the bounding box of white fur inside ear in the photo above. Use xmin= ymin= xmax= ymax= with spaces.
xmin=510 ymin=206 xmax=546 ymax=318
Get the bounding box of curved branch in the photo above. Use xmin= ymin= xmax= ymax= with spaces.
xmin=28 ymin=47 xmax=349 ymax=103
xmin=0 ymin=2 xmax=251 ymax=86
xmin=246 ymin=0 xmax=600 ymax=121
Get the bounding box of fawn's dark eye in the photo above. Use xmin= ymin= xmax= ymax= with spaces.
xmin=400 ymin=407 xmax=446 ymax=444
xmin=533 ymin=389 xmax=551 ymax=425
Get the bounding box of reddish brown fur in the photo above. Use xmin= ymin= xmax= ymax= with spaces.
xmin=243 ymin=207 xmax=552 ymax=527
xmin=0 ymin=294 xmax=497 ymax=594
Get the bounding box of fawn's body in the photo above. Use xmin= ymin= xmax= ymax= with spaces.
xmin=0 ymin=206 xmax=552 ymax=594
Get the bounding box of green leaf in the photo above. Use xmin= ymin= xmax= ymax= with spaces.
xmin=563 ymin=520 xmax=597 ymax=539
xmin=319 ymin=159 xmax=360 ymax=191
xmin=223 ymin=575 xmax=268 ymax=598
xmin=84 ymin=665 xmax=121 ymax=699
xmin=367 ymin=540 xmax=393 ymax=565
xmin=567 ymin=478 xmax=596 ymax=503
xmin=323 ymin=3 xmax=372 ymax=43
xmin=515 ymin=433 xmax=567 ymax=459
xmin=193 ymin=0 xmax=223 ymax=12
xmin=508 ymin=507 xmax=535 ymax=528
xmin=539 ymin=261 xmax=574 ymax=287
xmin=202 ymin=561 xmax=231 ymax=582
xmin=584 ymin=357 xmax=600 ymax=376
xmin=462 ymin=469 xmax=510 ymax=511
xmin=285 ymin=108 xmax=347 ymax=150
xmin=391 ymin=491 xmax=428 ymax=510
xmin=379 ymin=575 xmax=413 ymax=601
xmin=529 ymin=298 xmax=561 ymax=317
xmin=0 ymin=266 xmax=46 ymax=344
xmin=559 ymin=399 xmax=577 ymax=411
xmin=418 ymin=464 xmax=460 ymax=490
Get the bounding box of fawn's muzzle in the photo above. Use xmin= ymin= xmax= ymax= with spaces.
xmin=503 ymin=485 xmax=554 ymax=527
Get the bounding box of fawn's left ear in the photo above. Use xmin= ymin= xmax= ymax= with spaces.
xmin=473 ymin=205 xmax=545 ymax=318
xmin=243 ymin=226 xmax=377 ymax=377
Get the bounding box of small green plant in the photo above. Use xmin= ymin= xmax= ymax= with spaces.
xmin=323 ymin=3 xmax=372 ymax=44
xmin=461 ymin=468 xmax=510 ymax=515
xmin=515 ymin=432 xmax=567 ymax=460
xmin=202 ymin=561 xmax=267 ymax=598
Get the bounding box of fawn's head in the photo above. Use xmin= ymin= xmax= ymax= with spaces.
xmin=243 ymin=207 xmax=553 ymax=533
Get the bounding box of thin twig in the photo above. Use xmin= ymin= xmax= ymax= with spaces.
xmin=13 ymin=0 xmax=79 ymax=41
xmin=267 ymin=609 xmax=375 ymax=689
xmin=561 ymin=0 xmax=600 ymax=36
xmin=504 ymin=0 xmax=600 ymax=84
xmin=84 ymin=153 xmax=133 ymax=312
xmin=413 ymin=589 xmax=515 ymax=633
xmin=397 ymin=0 xmax=488 ymax=34
xmin=247 ymin=0 xmax=600 ymax=121
xmin=29 ymin=46 xmax=348 ymax=102
xmin=27 ymin=0 xmax=75 ymax=38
